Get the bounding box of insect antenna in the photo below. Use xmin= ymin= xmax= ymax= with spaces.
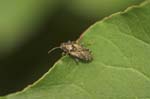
xmin=48 ymin=47 xmax=61 ymax=54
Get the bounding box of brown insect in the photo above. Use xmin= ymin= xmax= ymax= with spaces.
xmin=48 ymin=41 xmax=93 ymax=62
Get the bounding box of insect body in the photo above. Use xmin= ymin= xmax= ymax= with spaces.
xmin=48 ymin=41 xmax=93 ymax=62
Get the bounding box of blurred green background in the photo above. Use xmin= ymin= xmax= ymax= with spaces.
xmin=0 ymin=0 xmax=143 ymax=96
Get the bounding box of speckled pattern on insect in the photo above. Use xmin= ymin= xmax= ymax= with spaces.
xmin=48 ymin=41 xmax=93 ymax=62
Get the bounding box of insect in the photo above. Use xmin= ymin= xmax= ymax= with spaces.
xmin=48 ymin=41 xmax=93 ymax=62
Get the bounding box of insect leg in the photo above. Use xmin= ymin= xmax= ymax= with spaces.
xmin=62 ymin=52 xmax=67 ymax=56
xmin=74 ymin=58 xmax=79 ymax=64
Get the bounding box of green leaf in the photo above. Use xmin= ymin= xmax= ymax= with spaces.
xmin=2 ymin=0 xmax=150 ymax=99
